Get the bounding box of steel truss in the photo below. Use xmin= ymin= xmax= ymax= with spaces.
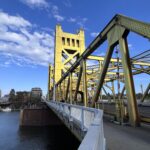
xmin=48 ymin=14 xmax=150 ymax=127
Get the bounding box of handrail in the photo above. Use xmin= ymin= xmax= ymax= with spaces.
xmin=46 ymin=101 xmax=106 ymax=150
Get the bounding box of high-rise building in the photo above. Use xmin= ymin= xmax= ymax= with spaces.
xmin=30 ymin=88 xmax=42 ymax=99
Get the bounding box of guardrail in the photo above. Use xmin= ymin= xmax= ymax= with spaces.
xmin=46 ymin=101 xmax=105 ymax=150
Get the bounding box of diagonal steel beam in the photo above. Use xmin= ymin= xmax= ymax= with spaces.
xmin=92 ymin=45 xmax=114 ymax=106
xmin=141 ymin=83 xmax=150 ymax=102
xmin=120 ymin=85 xmax=125 ymax=99
xmin=119 ymin=37 xmax=140 ymax=126
xmin=117 ymin=14 xmax=150 ymax=39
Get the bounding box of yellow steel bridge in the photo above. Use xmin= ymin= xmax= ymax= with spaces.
xmin=48 ymin=14 xmax=150 ymax=127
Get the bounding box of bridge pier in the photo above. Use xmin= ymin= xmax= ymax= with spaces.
xmin=20 ymin=108 xmax=62 ymax=127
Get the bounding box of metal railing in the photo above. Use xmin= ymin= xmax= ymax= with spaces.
xmin=46 ymin=101 xmax=105 ymax=150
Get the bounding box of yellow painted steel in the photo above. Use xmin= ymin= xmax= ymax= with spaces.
xmin=54 ymin=25 xmax=85 ymax=84
xmin=88 ymin=55 xmax=150 ymax=66
xmin=48 ymin=64 xmax=54 ymax=99
xmin=69 ymin=73 xmax=73 ymax=104
xmin=48 ymin=14 xmax=150 ymax=127
xmin=82 ymin=60 xmax=88 ymax=106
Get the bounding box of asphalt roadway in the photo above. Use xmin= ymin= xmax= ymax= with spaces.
xmin=104 ymin=117 xmax=150 ymax=150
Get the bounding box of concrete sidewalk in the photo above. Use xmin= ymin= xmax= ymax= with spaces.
xmin=104 ymin=118 xmax=150 ymax=150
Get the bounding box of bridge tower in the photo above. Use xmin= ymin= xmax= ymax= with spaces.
xmin=54 ymin=25 xmax=85 ymax=83
xmin=48 ymin=25 xmax=85 ymax=99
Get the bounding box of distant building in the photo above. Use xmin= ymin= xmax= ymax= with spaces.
xmin=9 ymin=91 xmax=30 ymax=109
xmin=16 ymin=91 xmax=30 ymax=103
xmin=0 ymin=96 xmax=9 ymax=103
xmin=6 ymin=88 xmax=43 ymax=109
xmin=30 ymin=88 xmax=42 ymax=100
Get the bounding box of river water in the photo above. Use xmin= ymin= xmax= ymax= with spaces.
xmin=0 ymin=112 xmax=80 ymax=150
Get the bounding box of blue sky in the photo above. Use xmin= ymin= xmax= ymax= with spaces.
xmin=0 ymin=0 xmax=149 ymax=96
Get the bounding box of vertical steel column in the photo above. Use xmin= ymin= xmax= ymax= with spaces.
xmin=82 ymin=60 xmax=87 ymax=107
xmin=74 ymin=63 xmax=83 ymax=101
xmin=63 ymin=79 xmax=66 ymax=100
xmin=53 ymin=82 xmax=56 ymax=101
xmin=119 ymin=37 xmax=140 ymax=126
xmin=48 ymin=64 xmax=51 ymax=100
xmin=69 ymin=73 xmax=73 ymax=104
xmin=59 ymin=83 xmax=62 ymax=101
xmin=115 ymin=47 xmax=122 ymax=124
xmin=92 ymin=46 xmax=114 ymax=107
xmin=111 ymin=81 xmax=116 ymax=102
xmin=65 ymin=77 xmax=70 ymax=101
xmin=57 ymin=84 xmax=60 ymax=101
xmin=55 ymin=85 xmax=58 ymax=101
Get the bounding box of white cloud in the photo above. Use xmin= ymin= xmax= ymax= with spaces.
xmin=68 ymin=17 xmax=88 ymax=28
xmin=63 ymin=0 xmax=72 ymax=7
xmin=90 ymin=32 xmax=99 ymax=37
xmin=20 ymin=1 xmax=65 ymax=22
xmin=53 ymin=14 xmax=64 ymax=22
xmin=77 ymin=17 xmax=88 ymax=28
xmin=52 ymin=5 xmax=59 ymax=13
xmin=20 ymin=0 xmax=49 ymax=8
xmin=68 ymin=17 xmax=76 ymax=23
xmin=0 ymin=11 xmax=31 ymax=27
xmin=0 ymin=11 xmax=54 ymax=67
xmin=128 ymin=44 xmax=132 ymax=48
xmin=99 ymin=52 xmax=106 ymax=56
xmin=52 ymin=5 xmax=64 ymax=22
xmin=82 ymin=18 xmax=88 ymax=22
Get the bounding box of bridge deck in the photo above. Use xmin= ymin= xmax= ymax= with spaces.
xmin=104 ymin=117 xmax=150 ymax=150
